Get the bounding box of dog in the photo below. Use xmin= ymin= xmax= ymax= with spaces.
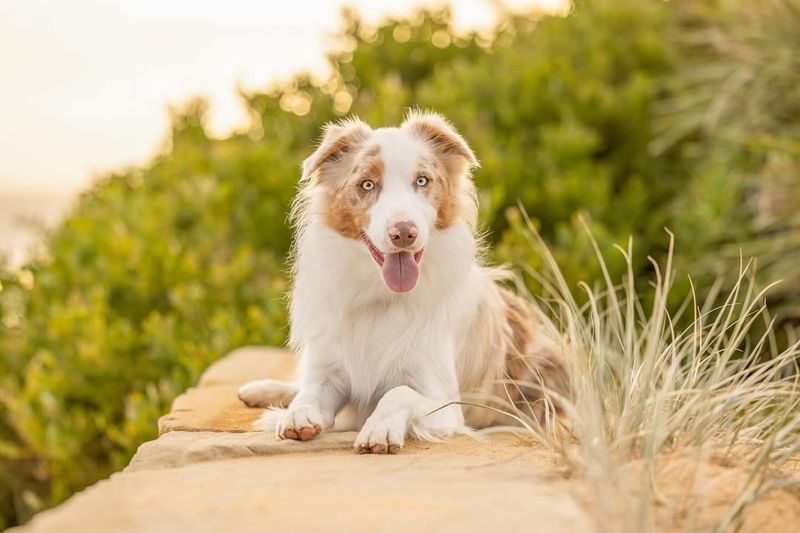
xmin=238 ymin=111 xmax=568 ymax=453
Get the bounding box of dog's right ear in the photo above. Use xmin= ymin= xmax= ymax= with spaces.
xmin=301 ymin=118 xmax=372 ymax=182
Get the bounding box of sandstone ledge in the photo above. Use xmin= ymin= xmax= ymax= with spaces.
xmin=14 ymin=346 xmax=800 ymax=532
xmin=13 ymin=346 xmax=594 ymax=533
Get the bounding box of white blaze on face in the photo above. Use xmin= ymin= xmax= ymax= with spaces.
xmin=300 ymin=112 xmax=477 ymax=295
xmin=365 ymin=128 xmax=435 ymax=292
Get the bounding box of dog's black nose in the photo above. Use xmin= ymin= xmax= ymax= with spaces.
xmin=388 ymin=221 xmax=418 ymax=249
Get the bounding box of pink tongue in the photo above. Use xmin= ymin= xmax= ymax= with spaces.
xmin=382 ymin=252 xmax=419 ymax=293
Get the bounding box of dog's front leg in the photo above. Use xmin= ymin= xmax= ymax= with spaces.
xmin=354 ymin=385 xmax=463 ymax=454
xmin=354 ymin=358 xmax=463 ymax=454
xmin=277 ymin=366 xmax=348 ymax=441
xmin=254 ymin=350 xmax=347 ymax=441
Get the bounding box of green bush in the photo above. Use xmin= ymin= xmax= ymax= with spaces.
xmin=0 ymin=103 xmax=293 ymax=525
xmin=2 ymin=1 xmax=798 ymax=528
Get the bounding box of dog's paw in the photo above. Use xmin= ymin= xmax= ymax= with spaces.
xmin=238 ymin=379 xmax=297 ymax=408
xmin=277 ymin=404 xmax=323 ymax=441
xmin=354 ymin=415 xmax=405 ymax=454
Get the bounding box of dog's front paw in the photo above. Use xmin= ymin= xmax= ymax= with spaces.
xmin=354 ymin=415 xmax=405 ymax=454
xmin=277 ymin=405 xmax=323 ymax=441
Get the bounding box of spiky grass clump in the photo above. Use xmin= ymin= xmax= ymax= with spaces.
xmin=505 ymin=221 xmax=800 ymax=532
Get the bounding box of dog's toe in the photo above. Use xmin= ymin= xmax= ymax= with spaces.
xmin=369 ymin=442 xmax=387 ymax=454
xmin=277 ymin=405 xmax=324 ymax=441
xmin=297 ymin=425 xmax=321 ymax=441
xmin=353 ymin=440 xmax=369 ymax=453
xmin=354 ymin=418 xmax=404 ymax=454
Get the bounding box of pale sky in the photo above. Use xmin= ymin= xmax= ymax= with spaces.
xmin=0 ymin=0 xmax=562 ymax=265
xmin=0 ymin=0 xmax=564 ymax=196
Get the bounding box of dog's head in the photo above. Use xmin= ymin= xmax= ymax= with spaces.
xmin=299 ymin=111 xmax=479 ymax=293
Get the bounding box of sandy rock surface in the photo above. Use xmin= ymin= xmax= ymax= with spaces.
xmin=13 ymin=346 xmax=594 ymax=533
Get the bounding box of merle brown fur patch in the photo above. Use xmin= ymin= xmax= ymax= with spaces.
xmin=404 ymin=113 xmax=478 ymax=230
xmin=500 ymin=288 xmax=570 ymax=421
xmin=323 ymin=147 xmax=384 ymax=240
xmin=305 ymin=119 xmax=372 ymax=182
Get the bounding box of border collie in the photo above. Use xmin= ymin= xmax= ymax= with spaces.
xmin=238 ymin=111 xmax=568 ymax=453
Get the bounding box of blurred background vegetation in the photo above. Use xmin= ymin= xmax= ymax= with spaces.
xmin=1 ymin=0 xmax=799 ymax=527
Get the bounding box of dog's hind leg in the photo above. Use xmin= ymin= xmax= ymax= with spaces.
xmin=238 ymin=379 xmax=298 ymax=408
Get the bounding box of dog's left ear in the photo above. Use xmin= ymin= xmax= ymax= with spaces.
xmin=402 ymin=111 xmax=479 ymax=172
xmin=301 ymin=118 xmax=372 ymax=182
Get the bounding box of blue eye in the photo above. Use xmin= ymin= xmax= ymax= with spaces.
xmin=361 ymin=179 xmax=375 ymax=191
xmin=416 ymin=175 xmax=429 ymax=187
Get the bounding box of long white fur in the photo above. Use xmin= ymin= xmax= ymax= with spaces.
xmin=239 ymin=112 xmax=558 ymax=453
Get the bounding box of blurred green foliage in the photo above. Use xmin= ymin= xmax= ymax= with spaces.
xmin=1 ymin=0 xmax=798 ymax=527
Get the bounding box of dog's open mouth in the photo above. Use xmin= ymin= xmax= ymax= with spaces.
xmin=363 ymin=234 xmax=424 ymax=293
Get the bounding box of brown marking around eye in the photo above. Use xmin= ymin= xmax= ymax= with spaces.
xmin=403 ymin=113 xmax=479 ymax=230
xmin=363 ymin=156 xmax=384 ymax=183
xmin=323 ymin=148 xmax=384 ymax=240
xmin=415 ymin=157 xmax=459 ymax=230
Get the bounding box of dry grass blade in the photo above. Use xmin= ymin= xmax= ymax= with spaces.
xmin=484 ymin=216 xmax=800 ymax=532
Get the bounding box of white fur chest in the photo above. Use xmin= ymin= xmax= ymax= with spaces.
xmin=289 ymin=221 xmax=481 ymax=407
